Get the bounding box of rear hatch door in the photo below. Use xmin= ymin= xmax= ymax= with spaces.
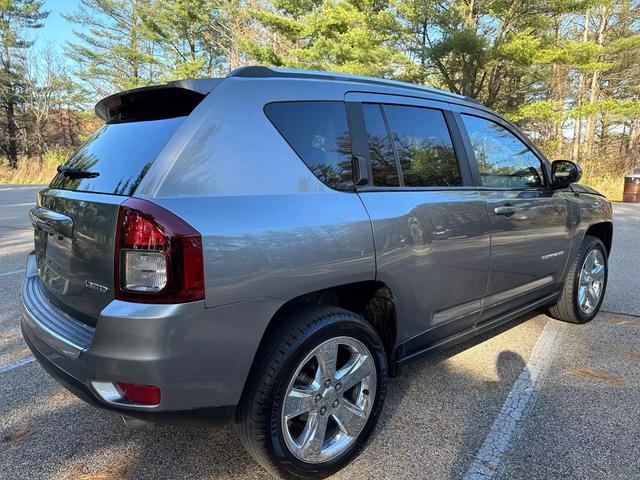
xmin=31 ymin=82 xmax=214 ymax=326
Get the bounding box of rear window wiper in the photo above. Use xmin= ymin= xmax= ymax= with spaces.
xmin=57 ymin=165 xmax=100 ymax=179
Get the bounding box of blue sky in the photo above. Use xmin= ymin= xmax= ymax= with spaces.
xmin=30 ymin=0 xmax=84 ymax=58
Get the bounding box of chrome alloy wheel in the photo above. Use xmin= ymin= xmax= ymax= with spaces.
xmin=578 ymin=249 xmax=606 ymax=315
xmin=281 ymin=336 xmax=377 ymax=464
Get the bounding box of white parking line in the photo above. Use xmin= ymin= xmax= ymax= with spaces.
xmin=0 ymin=186 xmax=43 ymax=191
xmin=6 ymin=202 xmax=35 ymax=207
xmin=0 ymin=356 xmax=35 ymax=374
xmin=463 ymin=320 xmax=564 ymax=479
xmin=0 ymin=269 xmax=26 ymax=277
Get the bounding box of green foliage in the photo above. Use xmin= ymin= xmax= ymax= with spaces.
xmin=4 ymin=0 xmax=640 ymax=186
xmin=139 ymin=0 xmax=228 ymax=79
xmin=245 ymin=0 xmax=408 ymax=77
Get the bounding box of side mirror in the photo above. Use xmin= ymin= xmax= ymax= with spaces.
xmin=551 ymin=160 xmax=582 ymax=189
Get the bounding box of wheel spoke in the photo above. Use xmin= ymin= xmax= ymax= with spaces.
xmin=584 ymin=252 xmax=595 ymax=272
xmin=591 ymin=264 xmax=605 ymax=281
xmin=578 ymin=286 xmax=587 ymax=309
xmin=315 ymin=339 xmax=338 ymax=381
xmin=336 ymin=353 xmax=375 ymax=391
xmin=579 ymin=270 xmax=590 ymax=287
xmin=299 ymin=412 xmax=330 ymax=462
xmin=332 ymin=400 xmax=367 ymax=437
xmin=283 ymin=387 xmax=316 ymax=420
xmin=585 ymin=288 xmax=596 ymax=310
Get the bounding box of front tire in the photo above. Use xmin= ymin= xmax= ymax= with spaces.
xmin=548 ymin=235 xmax=608 ymax=324
xmin=237 ymin=305 xmax=387 ymax=479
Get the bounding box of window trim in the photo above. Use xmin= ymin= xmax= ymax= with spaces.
xmin=352 ymin=98 xmax=473 ymax=191
xmin=380 ymin=104 xmax=405 ymax=187
xmin=450 ymin=105 xmax=552 ymax=190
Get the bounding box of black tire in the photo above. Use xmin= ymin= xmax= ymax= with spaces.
xmin=236 ymin=305 xmax=388 ymax=479
xmin=548 ymin=235 xmax=608 ymax=324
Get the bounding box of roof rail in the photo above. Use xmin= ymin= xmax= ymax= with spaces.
xmin=228 ymin=66 xmax=480 ymax=104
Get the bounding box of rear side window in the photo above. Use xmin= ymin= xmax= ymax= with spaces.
xmin=383 ymin=105 xmax=462 ymax=187
xmin=50 ymin=116 xmax=186 ymax=195
xmin=461 ymin=115 xmax=544 ymax=188
xmin=265 ymin=102 xmax=353 ymax=191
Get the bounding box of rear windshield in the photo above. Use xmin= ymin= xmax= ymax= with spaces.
xmin=50 ymin=116 xmax=185 ymax=195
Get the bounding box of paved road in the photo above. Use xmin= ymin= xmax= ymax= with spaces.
xmin=0 ymin=185 xmax=638 ymax=480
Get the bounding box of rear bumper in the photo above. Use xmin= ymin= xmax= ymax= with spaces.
xmin=20 ymin=252 xmax=283 ymax=424
xmin=21 ymin=325 xmax=234 ymax=424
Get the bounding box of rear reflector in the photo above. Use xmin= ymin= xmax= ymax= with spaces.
xmin=116 ymin=382 xmax=161 ymax=405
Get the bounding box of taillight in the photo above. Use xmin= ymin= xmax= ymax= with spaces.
xmin=115 ymin=198 xmax=205 ymax=303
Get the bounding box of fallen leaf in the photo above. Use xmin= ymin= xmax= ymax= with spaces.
xmin=1 ymin=429 xmax=32 ymax=450
xmin=608 ymin=318 xmax=637 ymax=326
xmin=568 ymin=367 xmax=625 ymax=386
xmin=627 ymin=352 xmax=640 ymax=365
xmin=49 ymin=389 xmax=73 ymax=403
xmin=61 ymin=460 xmax=132 ymax=480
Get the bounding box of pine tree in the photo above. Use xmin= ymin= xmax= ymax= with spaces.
xmin=0 ymin=0 xmax=48 ymax=168
xmin=64 ymin=0 xmax=156 ymax=97
xmin=139 ymin=0 xmax=228 ymax=79
xmin=246 ymin=0 xmax=409 ymax=77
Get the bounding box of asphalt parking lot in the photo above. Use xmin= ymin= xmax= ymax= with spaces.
xmin=1 ymin=184 xmax=639 ymax=480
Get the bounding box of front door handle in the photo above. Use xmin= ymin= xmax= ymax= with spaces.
xmin=493 ymin=205 xmax=518 ymax=216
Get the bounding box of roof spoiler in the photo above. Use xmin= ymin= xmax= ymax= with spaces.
xmin=95 ymin=78 xmax=222 ymax=123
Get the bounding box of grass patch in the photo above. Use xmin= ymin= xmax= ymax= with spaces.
xmin=0 ymin=150 xmax=68 ymax=185
xmin=578 ymin=157 xmax=627 ymax=202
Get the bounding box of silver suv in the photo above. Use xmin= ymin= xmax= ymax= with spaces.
xmin=21 ymin=66 xmax=612 ymax=478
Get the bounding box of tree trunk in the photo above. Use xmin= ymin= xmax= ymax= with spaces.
xmin=571 ymin=77 xmax=584 ymax=161
xmin=5 ymin=100 xmax=18 ymax=168
xmin=629 ymin=118 xmax=640 ymax=168
xmin=551 ymin=16 xmax=564 ymax=155
xmin=583 ymin=70 xmax=600 ymax=159
xmin=2 ymin=42 xmax=18 ymax=168
xmin=572 ymin=11 xmax=590 ymax=162
xmin=129 ymin=0 xmax=140 ymax=81
xmin=583 ymin=6 xmax=610 ymax=159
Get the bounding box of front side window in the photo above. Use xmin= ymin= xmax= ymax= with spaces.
xmin=461 ymin=115 xmax=544 ymax=188
xmin=265 ymin=101 xmax=353 ymax=191
xmin=383 ymin=105 xmax=462 ymax=187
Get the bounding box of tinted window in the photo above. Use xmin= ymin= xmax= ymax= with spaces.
xmin=462 ymin=115 xmax=544 ymax=188
xmin=50 ymin=116 xmax=185 ymax=195
xmin=265 ymin=102 xmax=353 ymax=191
xmin=362 ymin=103 xmax=399 ymax=186
xmin=384 ymin=105 xmax=461 ymax=187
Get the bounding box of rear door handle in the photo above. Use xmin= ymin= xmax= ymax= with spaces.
xmin=493 ymin=205 xmax=518 ymax=216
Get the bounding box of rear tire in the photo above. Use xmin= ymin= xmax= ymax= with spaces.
xmin=548 ymin=235 xmax=608 ymax=324
xmin=236 ymin=305 xmax=388 ymax=479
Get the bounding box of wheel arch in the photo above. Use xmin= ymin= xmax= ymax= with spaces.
xmin=243 ymin=281 xmax=399 ymax=396
xmin=584 ymin=221 xmax=613 ymax=255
